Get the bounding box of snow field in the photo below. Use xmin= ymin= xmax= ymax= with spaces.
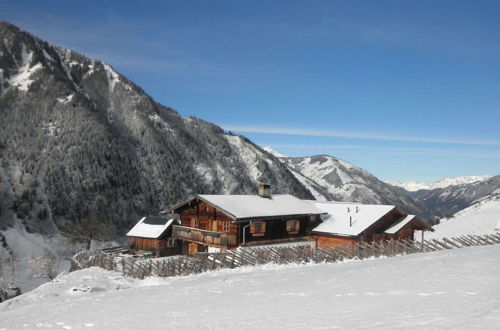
xmin=428 ymin=195 xmax=500 ymax=238
xmin=1 ymin=245 xmax=499 ymax=329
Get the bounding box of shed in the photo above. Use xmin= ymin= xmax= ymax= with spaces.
xmin=127 ymin=215 xmax=179 ymax=256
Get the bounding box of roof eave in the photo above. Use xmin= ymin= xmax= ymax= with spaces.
xmin=310 ymin=230 xmax=359 ymax=238
xmin=235 ymin=212 xmax=325 ymax=222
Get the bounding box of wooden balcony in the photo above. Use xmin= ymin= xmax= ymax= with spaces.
xmin=172 ymin=225 xmax=237 ymax=248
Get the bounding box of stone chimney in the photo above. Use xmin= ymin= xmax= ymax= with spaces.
xmin=258 ymin=183 xmax=272 ymax=198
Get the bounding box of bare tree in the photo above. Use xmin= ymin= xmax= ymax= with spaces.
xmin=0 ymin=252 xmax=18 ymax=302
xmin=63 ymin=210 xmax=113 ymax=250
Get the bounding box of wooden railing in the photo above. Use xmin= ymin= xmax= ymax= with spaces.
xmin=171 ymin=225 xmax=237 ymax=247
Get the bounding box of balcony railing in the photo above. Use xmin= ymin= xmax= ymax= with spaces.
xmin=172 ymin=225 xmax=237 ymax=247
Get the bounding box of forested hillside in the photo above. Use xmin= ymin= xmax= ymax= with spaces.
xmin=0 ymin=21 xmax=312 ymax=238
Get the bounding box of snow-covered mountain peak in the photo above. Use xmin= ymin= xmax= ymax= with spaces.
xmin=389 ymin=175 xmax=491 ymax=192
xmin=282 ymin=155 xmax=428 ymax=217
xmin=262 ymin=146 xmax=286 ymax=158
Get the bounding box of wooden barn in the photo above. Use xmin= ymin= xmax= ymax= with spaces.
xmin=167 ymin=184 xmax=324 ymax=254
xmin=126 ymin=215 xmax=180 ymax=256
xmin=309 ymin=201 xmax=433 ymax=248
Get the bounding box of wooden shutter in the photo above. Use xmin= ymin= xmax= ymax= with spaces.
xmin=250 ymin=221 xmax=266 ymax=236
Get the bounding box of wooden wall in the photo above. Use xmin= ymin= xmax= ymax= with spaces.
xmin=313 ymin=234 xmax=357 ymax=248
xmin=179 ymin=200 xmax=238 ymax=235
xmin=131 ymin=237 xmax=179 ymax=257
xmin=133 ymin=237 xmax=163 ymax=250
xmin=241 ymin=215 xmax=315 ymax=245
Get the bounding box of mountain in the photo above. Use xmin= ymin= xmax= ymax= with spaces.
xmin=408 ymin=175 xmax=500 ymax=218
xmin=262 ymin=146 xmax=286 ymax=158
xmin=427 ymin=193 xmax=500 ymax=238
xmin=389 ymin=176 xmax=491 ymax=192
xmin=0 ymin=21 xmax=313 ymax=239
xmin=281 ymin=155 xmax=431 ymax=218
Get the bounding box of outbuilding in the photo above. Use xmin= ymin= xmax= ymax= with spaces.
xmin=126 ymin=215 xmax=179 ymax=256
xmin=310 ymin=201 xmax=433 ymax=248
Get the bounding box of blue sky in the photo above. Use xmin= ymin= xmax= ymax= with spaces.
xmin=2 ymin=0 xmax=499 ymax=183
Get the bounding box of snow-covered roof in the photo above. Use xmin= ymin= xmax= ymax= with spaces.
xmin=127 ymin=216 xmax=176 ymax=239
xmin=496 ymin=220 xmax=500 ymax=231
xmin=175 ymin=194 xmax=325 ymax=221
xmin=311 ymin=201 xmax=395 ymax=236
xmin=384 ymin=215 xmax=416 ymax=234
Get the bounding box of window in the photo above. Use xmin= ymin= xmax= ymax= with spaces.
xmin=250 ymin=221 xmax=266 ymax=237
xmin=191 ymin=217 xmax=199 ymax=228
xmin=223 ymin=221 xmax=230 ymax=232
xmin=286 ymin=220 xmax=300 ymax=234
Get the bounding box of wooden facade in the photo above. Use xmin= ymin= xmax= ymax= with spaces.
xmin=313 ymin=234 xmax=357 ymax=248
xmin=170 ymin=198 xmax=322 ymax=254
xmin=130 ymin=236 xmax=179 ymax=256
xmin=313 ymin=208 xmax=432 ymax=248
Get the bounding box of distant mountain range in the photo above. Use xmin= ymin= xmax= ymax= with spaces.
xmin=1 ymin=21 xmax=499 ymax=245
xmin=388 ymin=176 xmax=491 ymax=192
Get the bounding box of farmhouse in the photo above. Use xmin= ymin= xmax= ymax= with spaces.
xmin=127 ymin=184 xmax=433 ymax=255
xmin=167 ymin=184 xmax=324 ymax=254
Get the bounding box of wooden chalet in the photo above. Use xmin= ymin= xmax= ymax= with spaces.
xmin=126 ymin=215 xmax=180 ymax=256
xmin=309 ymin=201 xmax=433 ymax=248
xmin=127 ymin=185 xmax=433 ymax=255
xmin=167 ymin=184 xmax=324 ymax=254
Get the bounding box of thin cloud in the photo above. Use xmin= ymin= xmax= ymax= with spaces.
xmin=223 ymin=125 xmax=500 ymax=147
xmin=268 ymin=144 xmax=500 ymax=160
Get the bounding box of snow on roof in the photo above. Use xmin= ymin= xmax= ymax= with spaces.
xmin=384 ymin=215 xmax=416 ymax=234
xmin=496 ymin=220 xmax=500 ymax=231
xmin=311 ymin=201 xmax=395 ymax=236
xmin=126 ymin=217 xmax=176 ymax=239
xmin=196 ymin=194 xmax=325 ymax=220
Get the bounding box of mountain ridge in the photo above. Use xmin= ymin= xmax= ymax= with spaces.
xmin=281 ymin=155 xmax=432 ymax=218
xmin=0 ymin=21 xmax=313 ymax=239
xmin=388 ymin=175 xmax=491 ymax=192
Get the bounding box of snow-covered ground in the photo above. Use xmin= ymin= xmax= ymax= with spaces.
xmin=0 ymin=226 xmax=71 ymax=294
xmin=0 ymin=225 xmax=116 ymax=296
xmin=389 ymin=175 xmax=491 ymax=192
xmin=428 ymin=194 xmax=500 ymax=239
xmin=2 ymin=245 xmax=499 ymax=329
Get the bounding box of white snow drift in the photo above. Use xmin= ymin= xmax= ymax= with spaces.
xmin=1 ymin=245 xmax=499 ymax=329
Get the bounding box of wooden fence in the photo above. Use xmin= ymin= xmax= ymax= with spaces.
xmin=71 ymin=233 xmax=500 ymax=280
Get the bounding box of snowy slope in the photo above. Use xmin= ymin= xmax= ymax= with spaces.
xmin=427 ymin=194 xmax=500 ymax=239
xmin=262 ymin=146 xmax=286 ymax=158
xmin=286 ymin=167 xmax=330 ymax=201
xmin=389 ymin=175 xmax=491 ymax=192
xmin=2 ymin=246 xmax=499 ymax=329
